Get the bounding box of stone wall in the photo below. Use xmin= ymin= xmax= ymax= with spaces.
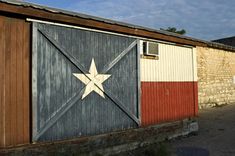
xmin=197 ymin=46 xmax=235 ymax=108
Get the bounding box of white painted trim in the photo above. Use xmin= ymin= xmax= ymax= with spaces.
xmin=192 ymin=47 xmax=198 ymax=81
xmin=26 ymin=18 xmax=194 ymax=49
xmin=141 ymin=80 xmax=197 ymax=82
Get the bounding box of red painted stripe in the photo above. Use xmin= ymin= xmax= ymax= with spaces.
xmin=141 ymin=82 xmax=198 ymax=126
xmin=193 ymin=83 xmax=198 ymax=116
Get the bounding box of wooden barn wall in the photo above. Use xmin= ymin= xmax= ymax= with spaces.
xmin=32 ymin=22 xmax=139 ymax=142
xmin=0 ymin=15 xmax=30 ymax=147
xmin=140 ymin=43 xmax=198 ymax=126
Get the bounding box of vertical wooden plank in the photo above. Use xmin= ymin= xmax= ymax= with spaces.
xmin=16 ymin=19 xmax=24 ymax=145
xmin=10 ymin=18 xmax=17 ymax=146
xmin=0 ymin=17 xmax=2 ymax=147
xmin=0 ymin=15 xmax=5 ymax=147
xmin=22 ymin=20 xmax=30 ymax=144
xmin=137 ymin=40 xmax=141 ymax=122
xmin=0 ymin=17 xmax=31 ymax=147
xmin=4 ymin=17 xmax=12 ymax=146
xmin=32 ymin=22 xmax=38 ymax=141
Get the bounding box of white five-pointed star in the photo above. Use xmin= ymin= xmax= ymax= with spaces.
xmin=73 ymin=59 xmax=111 ymax=99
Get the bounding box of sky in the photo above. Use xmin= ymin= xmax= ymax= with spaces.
xmin=24 ymin=0 xmax=235 ymax=41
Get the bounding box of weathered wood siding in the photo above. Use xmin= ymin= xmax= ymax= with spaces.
xmin=0 ymin=16 xmax=30 ymax=147
xmin=32 ymin=22 xmax=140 ymax=142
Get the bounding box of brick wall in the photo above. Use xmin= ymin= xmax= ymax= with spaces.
xmin=197 ymin=46 xmax=235 ymax=108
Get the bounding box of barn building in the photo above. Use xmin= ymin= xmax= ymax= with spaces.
xmin=212 ymin=36 xmax=235 ymax=47
xmin=0 ymin=0 xmax=235 ymax=152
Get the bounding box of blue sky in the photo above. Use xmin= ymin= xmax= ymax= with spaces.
xmin=25 ymin=0 xmax=235 ymax=40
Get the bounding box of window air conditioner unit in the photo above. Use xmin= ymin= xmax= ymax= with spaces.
xmin=143 ymin=41 xmax=159 ymax=56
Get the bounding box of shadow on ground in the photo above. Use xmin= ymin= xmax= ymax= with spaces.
xmin=113 ymin=143 xmax=171 ymax=156
xmin=116 ymin=104 xmax=235 ymax=156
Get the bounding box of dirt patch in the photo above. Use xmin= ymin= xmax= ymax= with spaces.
xmin=114 ymin=143 xmax=171 ymax=156
xmin=115 ymin=104 xmax=235 ymax=156
xmin=171 ymin=104 xmax=235 ymax=156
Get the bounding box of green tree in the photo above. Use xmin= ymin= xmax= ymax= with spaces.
xmin=160 ymin=27 xmax=186 ymax=35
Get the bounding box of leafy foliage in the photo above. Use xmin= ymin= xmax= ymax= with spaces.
xmin=160 ymin=27 xmax=186 ymax=35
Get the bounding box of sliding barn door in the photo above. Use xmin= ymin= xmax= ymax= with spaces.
xmin=32 ymin=22 xmax=140 ymax=142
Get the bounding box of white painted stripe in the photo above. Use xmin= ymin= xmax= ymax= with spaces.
xmin=192 ymin=47 xmax=198 ymax=81
xmin=141 ymin=43 xmax=197 ymax=82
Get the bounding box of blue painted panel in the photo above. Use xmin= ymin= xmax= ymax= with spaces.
xmin=32 ymin=22 xmax=139 ymax=142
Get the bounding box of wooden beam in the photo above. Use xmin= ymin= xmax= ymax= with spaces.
xmin=0 ymin=15 xmax=5 ymax=147
xmin=101 ymin=40 xmax=137 ymax=74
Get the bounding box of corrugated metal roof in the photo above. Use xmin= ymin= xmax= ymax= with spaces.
xmin=212 ymin=36 xmax=235 ymax=47
xmin=1 ymin=0 xmax=196 ymax=41
xmin=1 ymin=0 xmax=235 ymax=52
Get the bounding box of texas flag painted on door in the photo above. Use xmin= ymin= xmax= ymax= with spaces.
xmin=32 ymin=22 xmax=140 ymax=142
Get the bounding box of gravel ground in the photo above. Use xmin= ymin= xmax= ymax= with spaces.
xmin=170 ymin=104 xmax=235 ymax=156
xmin=117 ymin=104 xmax=235 ymax=156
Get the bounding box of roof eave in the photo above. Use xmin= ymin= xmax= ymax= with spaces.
xmin=1 ymin=0 xmax=235 ymax=52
